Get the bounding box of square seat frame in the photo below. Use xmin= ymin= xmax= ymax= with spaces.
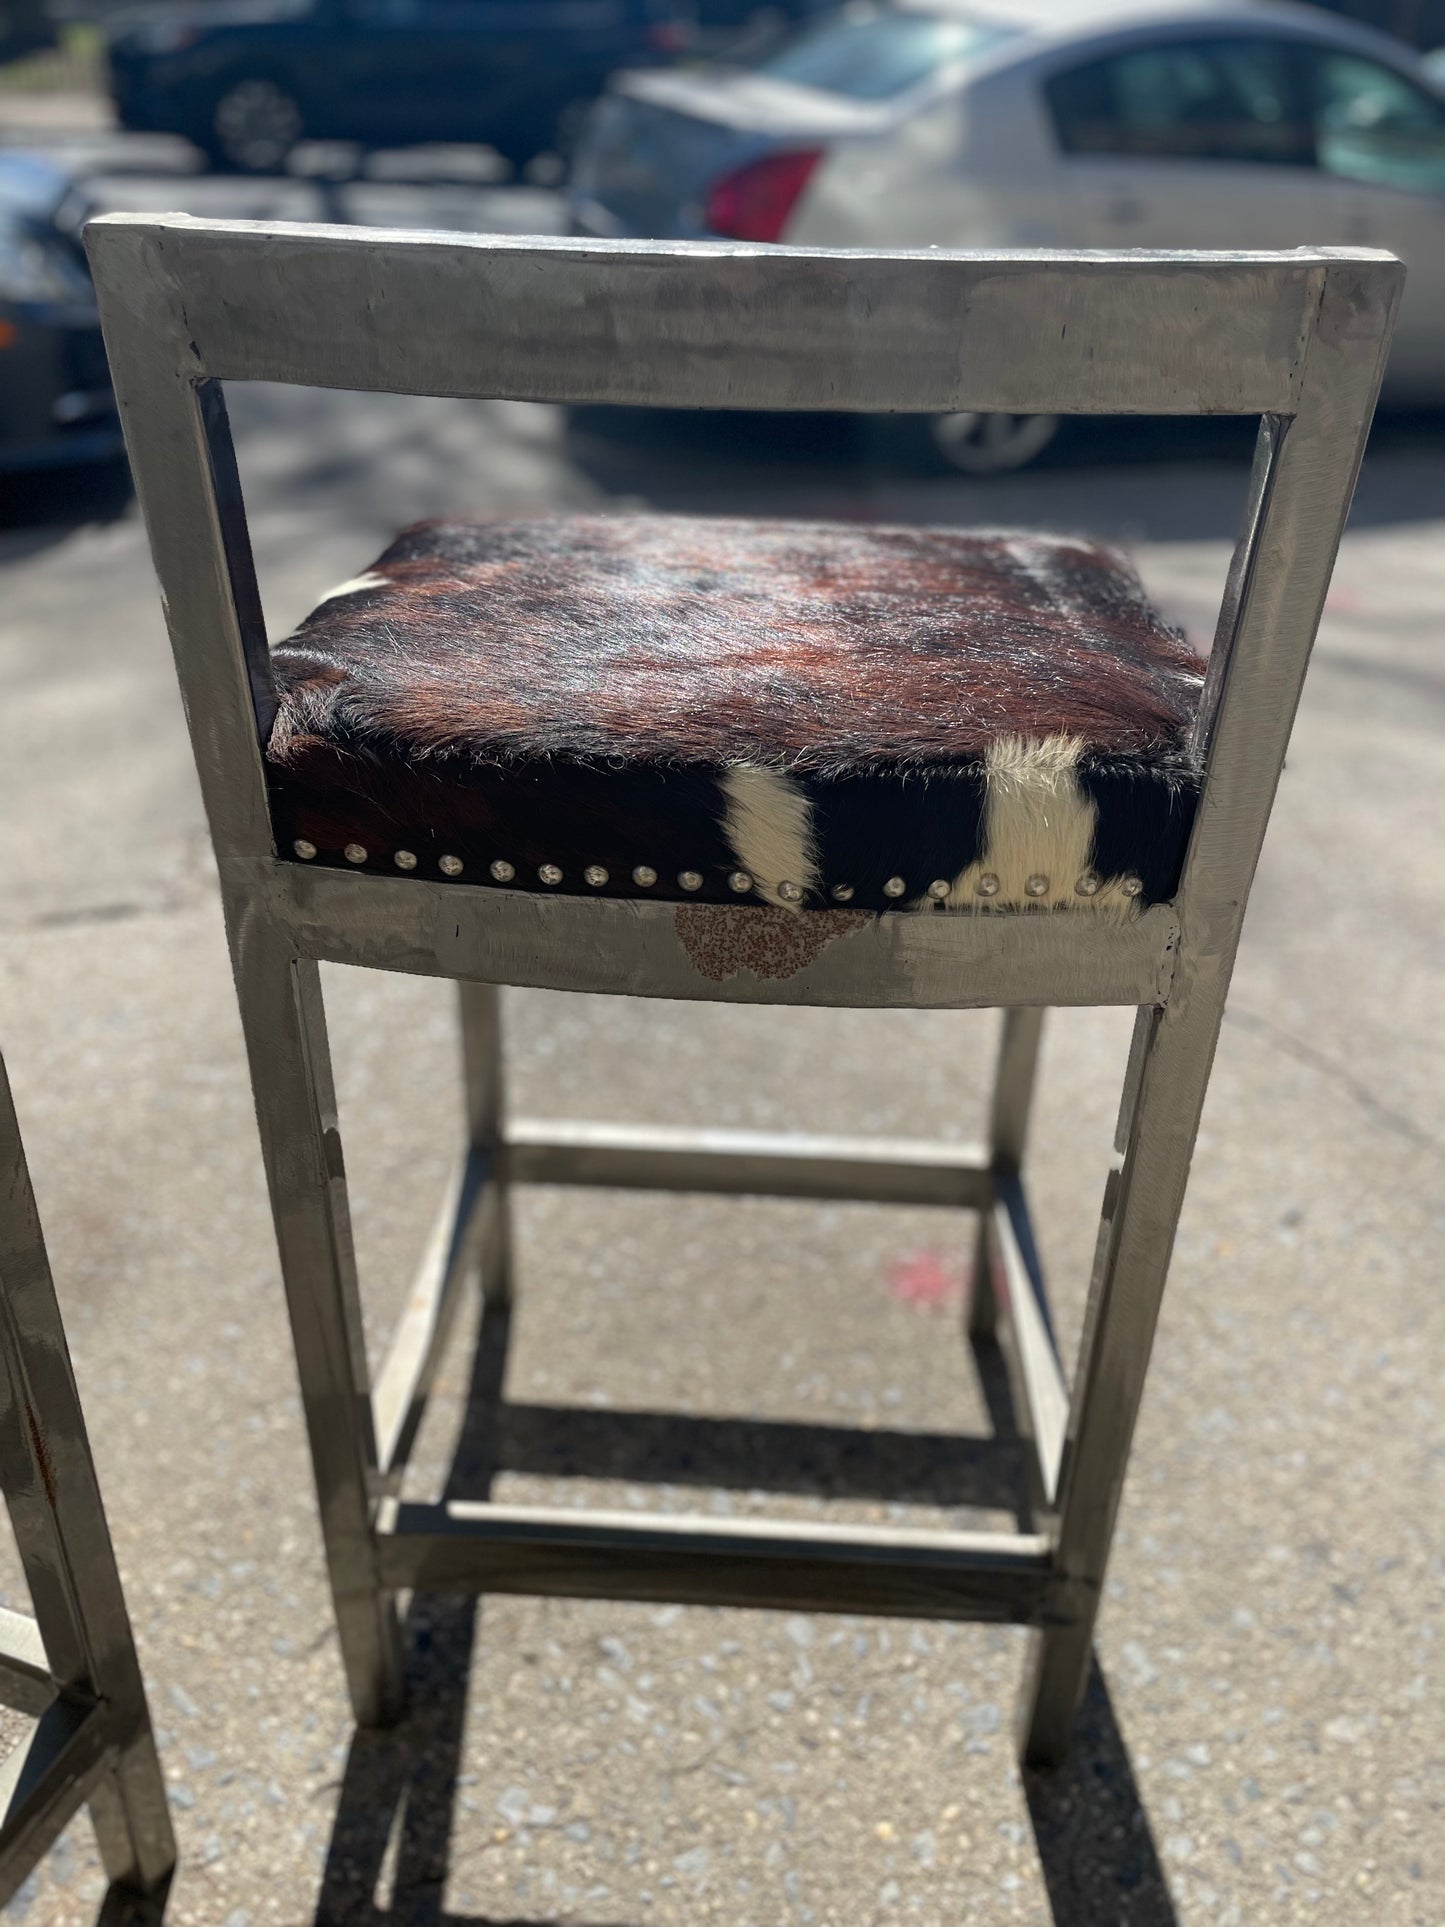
xmin=86 ymin=215 xmax=1400 ymax=1769
xmin=0 ymin=1055 xmax=175 ymax=1916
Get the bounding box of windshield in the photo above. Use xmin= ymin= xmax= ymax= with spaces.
xmin=747 ymin=6 xmax=1012 ymax=102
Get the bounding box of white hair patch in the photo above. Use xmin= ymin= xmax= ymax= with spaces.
xmin=719 ymin=766 xmax=819 ymax=911
xmin=940 ymin=735 xmax=1137 ymax=915
xmin=314 ymin=571 xmax=389 ymax=605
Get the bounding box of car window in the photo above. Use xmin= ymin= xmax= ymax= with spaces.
xmin=1306 ymin=50 xmax=1445 ymax=192
xmin=747 ymin=7 xmax=1012 ymax=102
xmin=1046 ymin=37 xmax=1312 ymax=166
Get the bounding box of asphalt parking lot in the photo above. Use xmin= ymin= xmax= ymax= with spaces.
xmin=1 ymin=120 xmax=1443 ymax=1927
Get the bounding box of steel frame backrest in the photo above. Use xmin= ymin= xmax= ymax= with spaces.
xmin=84 ymin=218 xmax=1401 ymax=1011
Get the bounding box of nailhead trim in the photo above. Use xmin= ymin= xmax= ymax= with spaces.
xmin=323 ymin=845 xmax=1148 ymax=911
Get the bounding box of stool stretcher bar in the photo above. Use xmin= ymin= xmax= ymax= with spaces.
xmin=991 ymin=1180 xmax=1070 ymax=1509
xmin=0 ymin=1701 xmax=118 ymax=1910
xmin=0 ymin=1606 xmax=56 ymax=1718
xmin=503 ymin=1119 xmax=992 ymax=1210
xmin=372 ymin=1144 xmax=492 ymax=1481
xmin=371 ymin=1121 xmax=1000 ymax=1490
xmin=376 ymin=1500 xmax=1055 ymax=1626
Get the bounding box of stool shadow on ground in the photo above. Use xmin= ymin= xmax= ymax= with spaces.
xmin=312 ymin=1305 xmax=1176 ymax=1927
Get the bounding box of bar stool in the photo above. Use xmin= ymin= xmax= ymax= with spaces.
xmin=0 ymin=1055 xmax=175 ymax=1912
xmin=86 ymin=216 xmax=1399 ymax=1769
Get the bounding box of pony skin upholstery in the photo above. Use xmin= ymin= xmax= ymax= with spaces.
xmin=265 ymin=515 xmax=1205 ymax=914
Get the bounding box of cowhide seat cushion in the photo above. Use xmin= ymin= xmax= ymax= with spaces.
xmin=266 ymin=515 xmax=1204 ymax=915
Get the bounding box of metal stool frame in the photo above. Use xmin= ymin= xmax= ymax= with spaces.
xmin=0 ymin=1056 xmax=175 ymax=1913
xmin=86 ymin=215 xmax=1399 ymax=1766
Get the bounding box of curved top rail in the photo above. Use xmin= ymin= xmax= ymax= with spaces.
xmin=84 ymin=215 xmax=1398 ymax=416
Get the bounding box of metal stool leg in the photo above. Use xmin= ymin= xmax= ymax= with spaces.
xmin=970 ymin=1007 xmax=1046 ymax=1341
xmin=1019 ymin=991 xmax=1223 ymax=1766
xmin=88 ymin=1735 xmax=175 ymax=1899
xmin=458 ymin=983 xmax=511 ymax=1312
xmin=230 ymin=929 xmax=403 ymax=1728
xmin=0 ymin=1058 xmax=176 ymax=1908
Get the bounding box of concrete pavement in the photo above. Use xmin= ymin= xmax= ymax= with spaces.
xmin=0 ymin=141 xmax=1443 ymax=1927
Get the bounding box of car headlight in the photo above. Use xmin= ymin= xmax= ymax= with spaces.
xmin=0 ymin=232 xmax=94 ymax=307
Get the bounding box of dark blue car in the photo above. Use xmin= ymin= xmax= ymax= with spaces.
xmin=0 ymin=155 xmax=121 ymax=475
xmin=105 ymin=0 xmax=697 ymax=173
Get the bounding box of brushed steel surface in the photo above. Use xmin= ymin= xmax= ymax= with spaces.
xmin=0 ymin=1057 xmax=176 ymax=1900
xmin=503 ymin=1118 xmax=992 ymax=1209
xmin=377 ymin=1500 xmax=1054 ymax=1624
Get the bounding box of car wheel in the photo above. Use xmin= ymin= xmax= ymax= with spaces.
xmin=929 ymin=411 xmax=1060 ymax=476
xmin=207 ymin=76 xmax=304 ymax=174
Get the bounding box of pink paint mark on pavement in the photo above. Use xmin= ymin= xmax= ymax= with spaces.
xmin=887 ymin=1249 xmax=964 ymax=1312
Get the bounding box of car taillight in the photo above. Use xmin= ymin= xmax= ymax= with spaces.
xmin=646 ymin=19 xmax=695 ymax=52
xmin=704 ymin=149 xmax=824 ymax=243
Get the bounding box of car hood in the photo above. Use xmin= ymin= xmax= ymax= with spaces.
xmin=613 ymin=64 xmax=897 ymax=137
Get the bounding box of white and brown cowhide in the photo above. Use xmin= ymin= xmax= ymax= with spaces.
xmin=265 ymin=516 xmax=1204 ymax=912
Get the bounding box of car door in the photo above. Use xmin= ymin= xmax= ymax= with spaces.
xmin=1043 ymin=34 xmax=1350 ymax=251
xmin=333 ymin=0 xmax=480 ymax=145
xmin=1297 ymin=44 xmax=1445 ymax=399
xmin=334 ymin=0 xmax=553 ymax=149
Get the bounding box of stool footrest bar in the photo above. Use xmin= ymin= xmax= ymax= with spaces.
xmin=504 ymin=1119 xmax=992 ymax=1209
xmin=372 ymin=1143 xmax=491 ymax=1481
xmin=992 ymin=1177 xmax=1069 ymax=1509
xmin=0 ymin=1608 xmax=55 ymax=1717
xmin=376 ymin=1499 xmax=1054 ymax=1623
xmin=0 ymin=1700 xmax=112 ymax=1909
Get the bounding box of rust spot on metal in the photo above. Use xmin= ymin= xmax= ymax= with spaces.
xmin=24 ymin=1399 xmax=58 ymax=1511
xmin=675 ymin=905 xmax=871 ymax=983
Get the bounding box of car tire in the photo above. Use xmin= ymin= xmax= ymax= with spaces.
xmin=204 ymin=75 xmax=305 ymax=174
xmin=928 ymin=411 xmax=1060 ymax=476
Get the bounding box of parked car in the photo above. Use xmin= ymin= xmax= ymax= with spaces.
xmin=570 ymin=0 xmax=1445 ymax=471
xmin=689 ymin=0 xmax=832 ymax=51
xmin=104 ymin=0 xmax=698 ymax=174
xmin=0 ymin=0 xmax=58 ymax=64
xmin=0 ymin=154 xmax=121 ymax=476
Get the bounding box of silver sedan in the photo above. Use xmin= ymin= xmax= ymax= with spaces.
xmin=571 ymin=0 xmax=1445 ymax=470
